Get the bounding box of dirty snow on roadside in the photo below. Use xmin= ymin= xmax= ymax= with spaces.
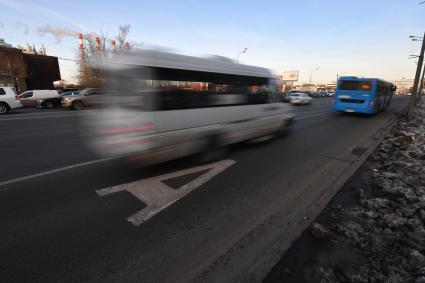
xmin=309 ymin=102 xmax=425 ymax=282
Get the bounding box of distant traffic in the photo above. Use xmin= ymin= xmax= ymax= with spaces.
xmin=0 ymin=52 xmax=399 ymax=120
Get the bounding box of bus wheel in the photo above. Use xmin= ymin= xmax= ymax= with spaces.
xmin=197 ymin=136 xmax=228 ymax=164
xmin=381 ymin=103 xmax=388 ymax=112
xmin=277 ymin=118 xmax=294 ymax=138
xmin=374 ymin=102 xmax=381 ymax=113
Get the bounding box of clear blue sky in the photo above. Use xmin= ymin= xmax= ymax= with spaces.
xmin=0 ymin=0 xmax=424 ymax=83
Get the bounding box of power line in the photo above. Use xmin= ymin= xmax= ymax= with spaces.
xmin=58 ymin=57 xmax=79 ymax=62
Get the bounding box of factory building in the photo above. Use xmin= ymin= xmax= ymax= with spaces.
xmin=0 ymin=38 xmax=61 ymax=93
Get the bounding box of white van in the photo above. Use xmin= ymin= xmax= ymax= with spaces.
xmin=81 ymin=50 xmax=294 ymax=165
xmin=19 ymin=90 xmax=59 ymax=107
xmin=0 ymin=86 xmax=23 ymax=114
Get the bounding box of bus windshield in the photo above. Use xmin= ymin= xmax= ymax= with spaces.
xmin=339 ymin=81 xmax=372 ymax=91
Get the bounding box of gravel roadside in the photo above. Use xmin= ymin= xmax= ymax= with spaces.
xmin=265 ymin=102 xmax=425 ymax=283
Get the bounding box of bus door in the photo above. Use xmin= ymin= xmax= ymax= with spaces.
xmin=376 ymin=81 xmax=386 ymax=111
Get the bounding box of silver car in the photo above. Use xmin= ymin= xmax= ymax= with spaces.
xmin=289 ymin=93 xmax=312 ymax=105
xmin=61 ymin=88 xmax=105 ymax=110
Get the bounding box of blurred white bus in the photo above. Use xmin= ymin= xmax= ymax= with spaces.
xmin=81 ymin=50 xmax=294 ymax=165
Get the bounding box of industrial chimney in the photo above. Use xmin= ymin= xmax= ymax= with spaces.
xmin=95 ymin=36 xmax=101 ymax=51
xmin=111 ymin=39 xmax=116 ymax=53
xmin=78 ymin=33 xmax=84 ymax=50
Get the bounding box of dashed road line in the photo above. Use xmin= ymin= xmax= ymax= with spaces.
xmin=0 ymin=157 xmax=116 ymax=189
xmin=0 ymin=113 xmax=79 ymax=121
xmin=295 ymin=111 xmax=333 ymax=120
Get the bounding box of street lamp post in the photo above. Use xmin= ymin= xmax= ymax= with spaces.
xmin=408 ymin=33 xmax=425 ymax=114
xmin=309 ymin=67 xmax=319 ymax=91
xmin=236 ymin=48 xmax=247 ymax=64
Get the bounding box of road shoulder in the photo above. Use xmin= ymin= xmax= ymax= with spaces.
xmin=188 ymin=111 xmax=402 ymax=283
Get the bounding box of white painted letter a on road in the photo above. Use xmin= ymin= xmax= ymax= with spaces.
xmin=96 ymin=160 xmax=236 ymax=226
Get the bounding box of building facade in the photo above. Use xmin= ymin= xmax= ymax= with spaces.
xmin=0 ymin=41 xmax=61 ymax=93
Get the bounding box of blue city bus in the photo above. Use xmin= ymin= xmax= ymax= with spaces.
xmin=332 ymin=76 xmax=396 ymax=114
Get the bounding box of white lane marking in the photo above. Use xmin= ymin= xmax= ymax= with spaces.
xmin=0 ymin=157 xmax=116 ymax=188
xmin=295 ymin=111 xmax=333 ymax=120
xmin=0 ymin=113 xmax=78 ymax=121
xmin=96 ymin=159 xmax=236 ymax=226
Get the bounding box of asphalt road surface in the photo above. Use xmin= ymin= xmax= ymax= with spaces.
xmin=0 ymin=97 xmax=408 ymax=282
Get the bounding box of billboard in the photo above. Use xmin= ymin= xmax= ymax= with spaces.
xmin=281 ymin=71 xmax=299 ymax=82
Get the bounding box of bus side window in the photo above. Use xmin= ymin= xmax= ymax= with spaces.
xmin=250 ymin=85 xmax=272 ymax=104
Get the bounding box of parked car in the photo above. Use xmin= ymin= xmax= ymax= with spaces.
xmin=300 ymin=91 xmax=319 ymax=98
xmin=0 ymin=86 xmax=23 ymax=114
xmin=57 ymin=88 xmax=80 ymax=94
xmin=281 ymin=93 xmax=291 ymax=102
xmin=61 ymin=88 xmax=106 ymax=110
xmin=289 ymin=92 xmax=312 ymax=105
xmin=289 ymin=90 xmax=302 ymax=94
xmin=37 ymin=91 xmax=80 ymax=109
xmin=19 ymin=90 xmax=59 ymax=107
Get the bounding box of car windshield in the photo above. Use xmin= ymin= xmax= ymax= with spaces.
xmin=60 ymin=91 xmax=78 ymax=97
xmin=289 ymin=93 xmax=300 ymax=97
xmin=79 ymin=89 xmax=94 ymax=95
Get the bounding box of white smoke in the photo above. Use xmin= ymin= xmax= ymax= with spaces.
xmin=37 ymin=24 xmax=80 ymax=42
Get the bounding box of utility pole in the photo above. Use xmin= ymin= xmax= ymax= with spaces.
xmin=408 ymin=32 xmax=425 ymax=114
xmin=418 ymin=63 xmax=425 ymax=99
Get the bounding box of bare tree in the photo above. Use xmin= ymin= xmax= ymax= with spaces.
xmin=0 ymin=49 xmax=27 ymax=92
xmin=116 ymin=25 xmax=131 ymax=49
xmin=77 ymin=25 xmax=132 ymax=87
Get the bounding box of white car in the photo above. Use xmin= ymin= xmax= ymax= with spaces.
xmin=289 ymin=92 xmax=312 ymax=105
xmin=19 ymin=89 xmax=59 ymax=107
xmin=0 ymin=86 xmax=23 ymax=114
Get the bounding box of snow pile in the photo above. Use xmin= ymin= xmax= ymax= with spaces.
xmin=312 ymin=103 xmax=425 ymax=282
